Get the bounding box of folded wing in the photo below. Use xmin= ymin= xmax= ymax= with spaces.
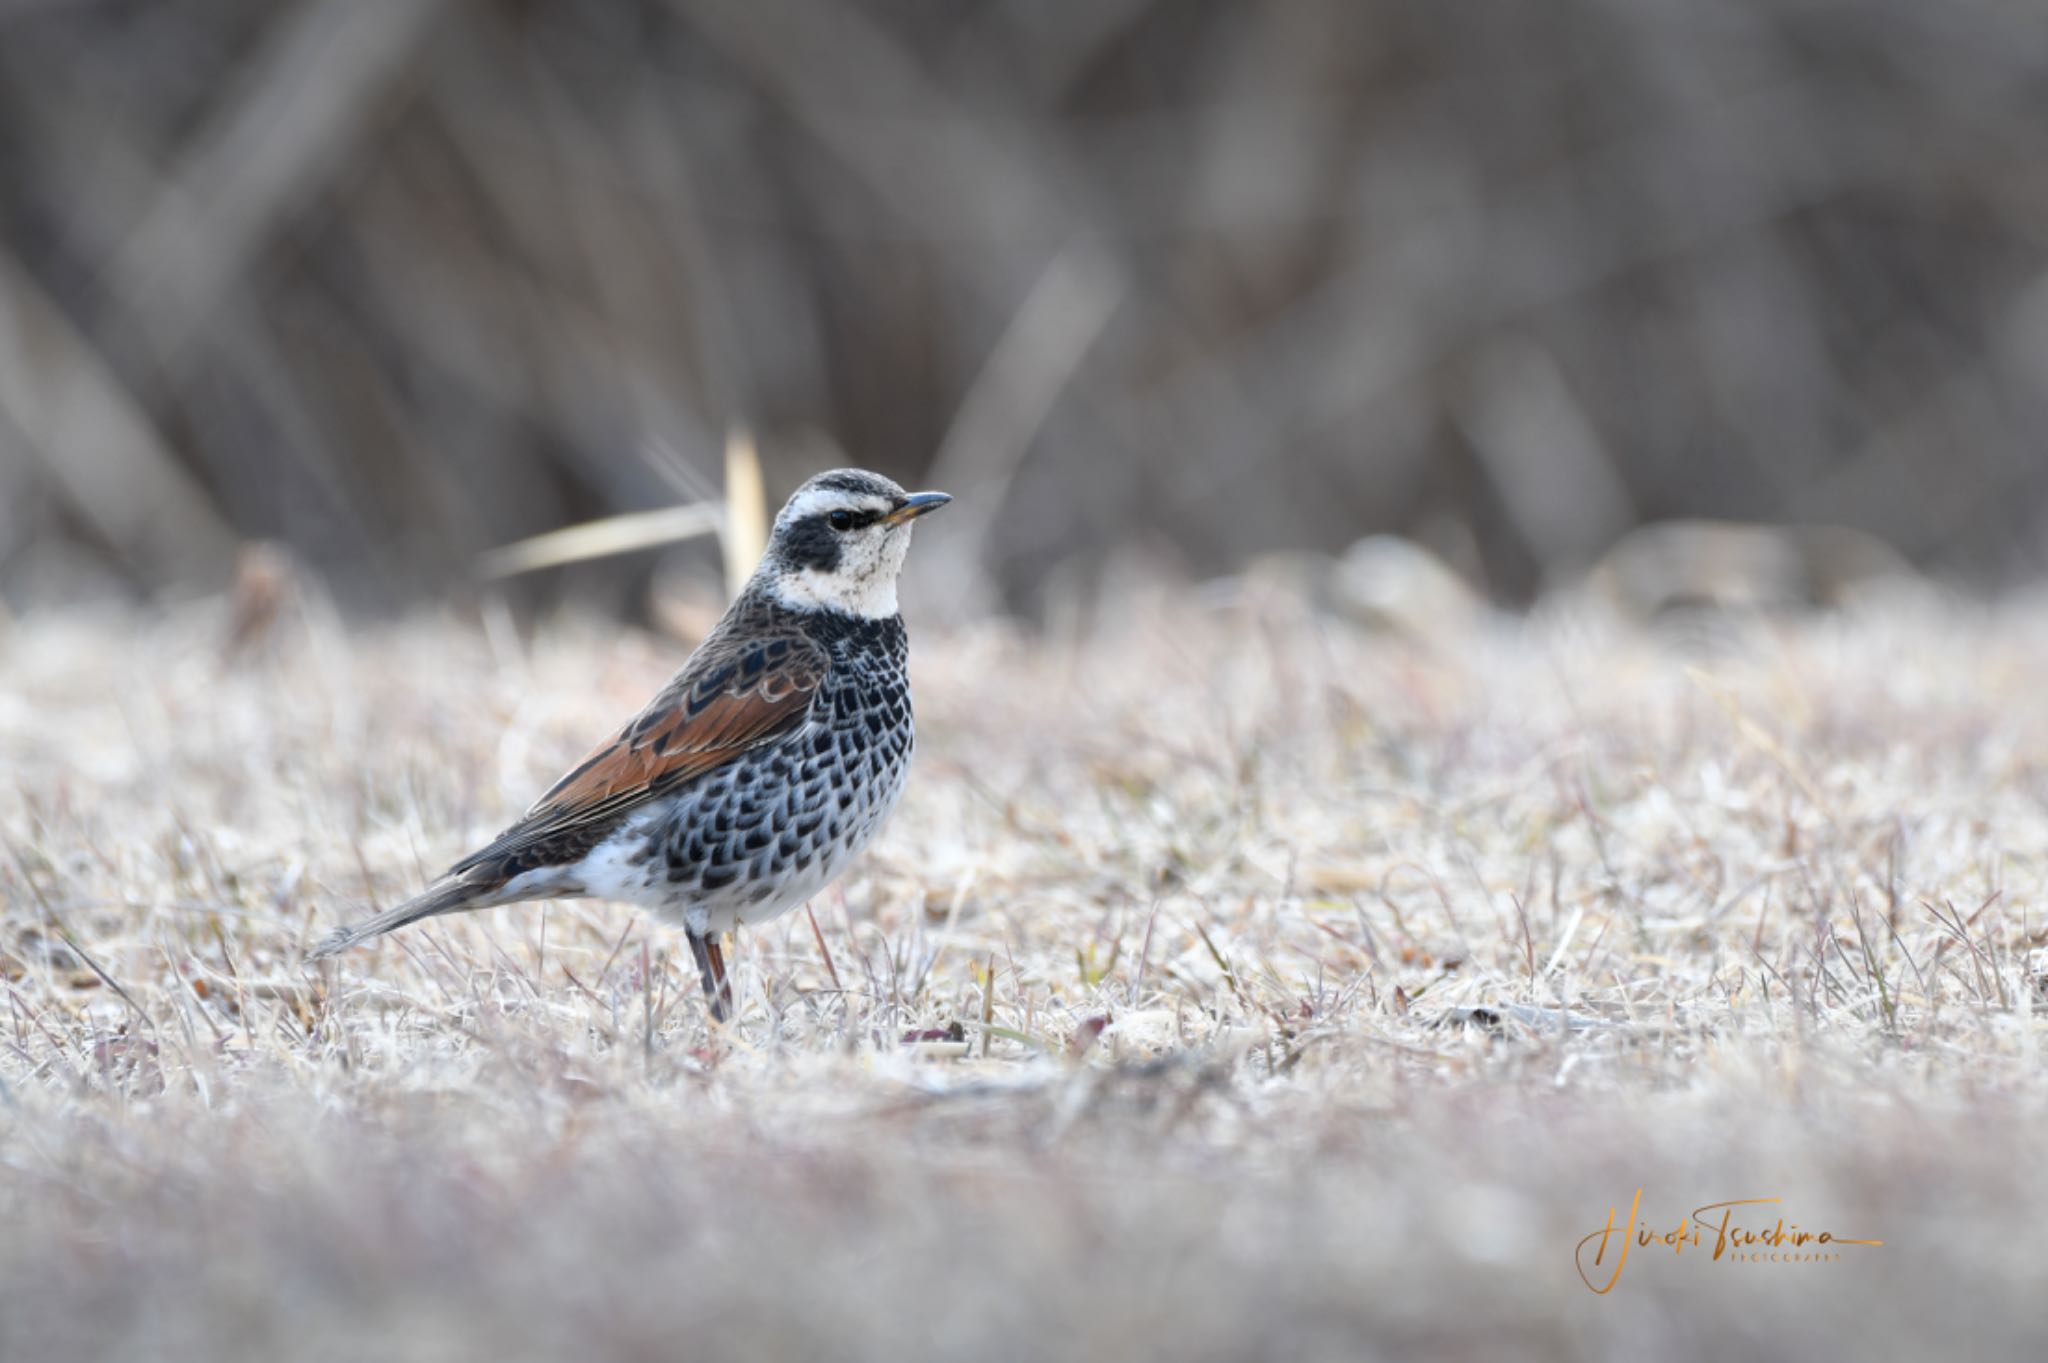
xmin=308 ymin=628 xmax=829 ymax=959
xmin=460 ymin=629 xmax=829 ymax=877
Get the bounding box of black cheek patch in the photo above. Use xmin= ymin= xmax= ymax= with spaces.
xmin=780 ymin=517 xmax=843 ymax=572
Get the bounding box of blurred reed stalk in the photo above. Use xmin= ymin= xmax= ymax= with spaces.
xmin=475 ymin=426 xmax=768 ymax=601
xmin=4 ymin=1 xmax=2048 ymax=609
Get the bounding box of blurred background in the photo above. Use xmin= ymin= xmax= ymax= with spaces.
xmin=3 ymin=0 xmax=2048 ymax=620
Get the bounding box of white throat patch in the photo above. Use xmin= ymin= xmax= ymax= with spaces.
xmin=770 ymin=563 xmax=902 ymax=618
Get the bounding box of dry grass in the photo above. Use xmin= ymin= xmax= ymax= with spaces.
xmin=5 ymin=586 xmax=2048 ymax=1360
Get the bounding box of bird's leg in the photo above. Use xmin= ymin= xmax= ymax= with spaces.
xmin=688 ymin=929 xmax=732 ymax=1023
xmin=705 ymin=934 xmax=731 ymax=1021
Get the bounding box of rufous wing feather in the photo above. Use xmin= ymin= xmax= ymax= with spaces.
xmin=309 ymin=625 xmax=829 ymax=959
xmin=450 ymin=630 xmax=828 ymax=876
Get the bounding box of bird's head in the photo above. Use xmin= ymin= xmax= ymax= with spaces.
xmin=758 ymin=469 xmax=952 ymax=618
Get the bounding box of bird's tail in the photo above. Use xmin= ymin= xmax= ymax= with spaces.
xmin=306 ymin=875 xmax=500 ymax=961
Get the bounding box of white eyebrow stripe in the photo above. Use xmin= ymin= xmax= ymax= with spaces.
xmin=776 ymin=489 xmax=895 ymax=525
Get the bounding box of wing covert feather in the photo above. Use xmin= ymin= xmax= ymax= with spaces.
xmin=454 ymin=630 xmax=826 ymax=874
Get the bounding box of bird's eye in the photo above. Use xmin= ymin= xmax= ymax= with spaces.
xmin=828 ymin=510 xmax=855 ymax=531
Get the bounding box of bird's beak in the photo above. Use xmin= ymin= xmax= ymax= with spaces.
xmin=882 ymin=490 xmax=952 ymax=526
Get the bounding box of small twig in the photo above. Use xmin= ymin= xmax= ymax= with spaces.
xmin=641 ymin=939 xmax=654 ymax=1067
xmin=1195 ymin=921 xmax=1252 ymax=1015
xmin=1129 ymin=899 xmax=1160 ymax=1009
xmin=981 ymin=952 xmax=997 ymax=1059
xmin=806 ymin=903 xmax=843 ymax=994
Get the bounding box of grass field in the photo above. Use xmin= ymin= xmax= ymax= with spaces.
xmin=4 ymin=585 xmax=2048 ymax=1360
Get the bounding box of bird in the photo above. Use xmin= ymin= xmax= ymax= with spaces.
xmin=309 ymin=469 xmax=951 ymax=1022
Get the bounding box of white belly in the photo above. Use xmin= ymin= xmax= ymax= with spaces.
xmin=561 ymin=750 xmax=911 ymax=937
